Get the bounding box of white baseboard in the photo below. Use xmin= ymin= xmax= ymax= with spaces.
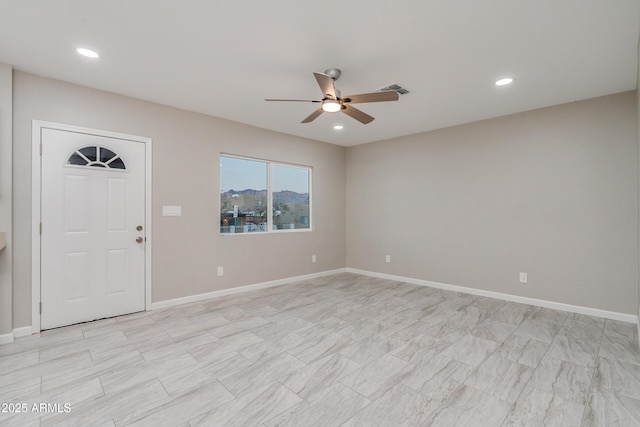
xmin=346 ymin=268 xmax=638 ymax=324
xmin=13 ymin=326 xmax=32 ymax=338
xmin=0 ymin=326 xmax=33 ymax=345
xmin=151 ymin=268 xmax=348 ymax=310
xmin=0 ymin=332 xmax=13 ymax=345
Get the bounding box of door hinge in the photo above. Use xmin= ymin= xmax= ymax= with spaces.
xmin=39 ymin=302 xmax=42 ymax=314
xmin=39 ymin=223 xmax=42 ymax=235
xmin=39 ymin=143 xmax=42 ymax=156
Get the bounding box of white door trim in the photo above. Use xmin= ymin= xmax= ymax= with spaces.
xmin=31 ymin=121 xmax=152 ymax=333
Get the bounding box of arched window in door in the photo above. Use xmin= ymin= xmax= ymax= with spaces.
xmin=67 ymin=146 xmax=126 ymax=169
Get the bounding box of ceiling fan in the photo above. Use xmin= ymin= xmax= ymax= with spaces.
xmin=265 ymin=68 xmax=399 ymax=124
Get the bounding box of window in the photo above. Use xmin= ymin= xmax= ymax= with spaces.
xmin=67 ymin=146 xmax=126 ymax=169
xmin=220 ymin=155 xmax=311 ymax=234
xmin=272 ymin=164 xmax=310 ymax=230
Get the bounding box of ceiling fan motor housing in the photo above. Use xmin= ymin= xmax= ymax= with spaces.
xmin=324 ymin=68 xmax=341 ymax=81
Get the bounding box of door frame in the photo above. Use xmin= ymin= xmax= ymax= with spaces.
xmin=31 ymin=120 xmax=153 ymax=333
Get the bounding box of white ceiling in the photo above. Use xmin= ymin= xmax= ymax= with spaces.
xmin=0 ymin=1 xmax=638 ymax=147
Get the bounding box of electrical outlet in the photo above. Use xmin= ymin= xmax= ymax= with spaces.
xmin=217 ymin=266 xmax=224 ymax=277
xmin=519 ymin=272 xmax=527 ymax=283
xmin=312 ymin=255 xmax=317 ymax=263
xmin=385 ymin=255 xmax=391 ymax=263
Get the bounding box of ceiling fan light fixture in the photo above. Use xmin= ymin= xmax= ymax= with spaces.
xmin=322 ymin=100 xmax=341 ymax=113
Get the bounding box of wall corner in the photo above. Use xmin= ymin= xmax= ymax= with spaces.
xmin=0 ymin=63 xmax=13 ymax=336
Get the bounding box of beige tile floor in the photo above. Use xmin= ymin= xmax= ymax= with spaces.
xmin=0 ymin=273 xmax=639 ymax=426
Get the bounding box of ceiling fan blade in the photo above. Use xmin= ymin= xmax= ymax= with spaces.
xmin=301 ymin=107 xmax=324 ymax=123
xmin=265 ymin=98 xmax=321 ymax=102
xmin=342 ymin=90 xmax=399 ymax=104
xmin=313 ymin=72 xmax=337 ymax=99
xmin=341 ymin=105 xmax=374 ymax=124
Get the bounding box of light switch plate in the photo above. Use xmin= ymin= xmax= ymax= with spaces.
xmin=162 ymin=205 xmax=182 ymax=216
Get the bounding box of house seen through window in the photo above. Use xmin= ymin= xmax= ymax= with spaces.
xmin=220 ymin=155 xmax=311 ymax=234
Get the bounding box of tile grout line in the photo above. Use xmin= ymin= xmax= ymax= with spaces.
xmin=510 ymin=313 xmax=570 ymax=426
xmin=474 ymin=307 xmax=566 ymax=426
xmin=579 ymin=319 xmax=607 ymax=427
xmin=460 ymin=314 xmax=527 ymax=426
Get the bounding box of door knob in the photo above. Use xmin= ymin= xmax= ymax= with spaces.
xmin=136 ymin=237 xmax=144 ymax=243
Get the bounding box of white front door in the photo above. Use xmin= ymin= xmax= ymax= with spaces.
xmin=41 ymin=128 xmax=146 ymax=330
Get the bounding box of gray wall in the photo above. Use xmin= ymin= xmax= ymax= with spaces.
xmin=346 ymin=91 xmax=638 ymax=314
xmin=13 ymin=71 xmax=346 ymax=328
xmin=9 ymin=71 xmax=640 ymax=331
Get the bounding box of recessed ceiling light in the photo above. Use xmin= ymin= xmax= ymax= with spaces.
xmin=76 ymin=48 xmax=99 ymax=59
xmin=495 ymin=77 xmax=514 ymax=86
xmin=333 ymin=125 xmax=344 ymax=130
